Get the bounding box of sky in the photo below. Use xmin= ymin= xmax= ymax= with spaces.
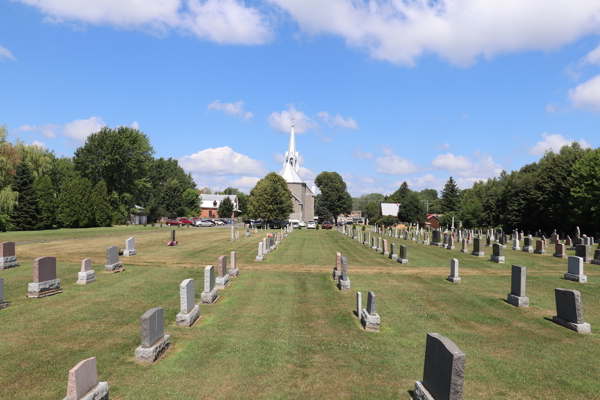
xmin=1 ymin=0 xmax=599 ymax=196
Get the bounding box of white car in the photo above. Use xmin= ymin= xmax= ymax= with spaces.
xmin=299 ymin=221 xmax=306 ymax=227
xmin=307 ymin=221 xmax=316 ymax=229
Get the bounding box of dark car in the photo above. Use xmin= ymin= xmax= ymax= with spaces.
xmin=166 ymin=219 xmax=180 ymax=226
xmin=267 ymin=220 xmax=282 ymax=229
xmin=322 ymin=221 xmax=333 ymax=229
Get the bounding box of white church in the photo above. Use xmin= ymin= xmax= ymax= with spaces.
xmin=279 ymin=121 xmax=315 ymax=222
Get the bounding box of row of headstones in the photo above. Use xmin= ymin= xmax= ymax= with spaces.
xmin=256 ymin=226 xmax=290 ymax=261
xmin=336 ymin=229 xmax=411 ymax=265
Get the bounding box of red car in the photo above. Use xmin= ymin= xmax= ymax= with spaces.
xmin=166 ymin=219 xmax=180 ymax=226
xmin=322 ymin=221 xmax=333 ymax=229
xmin=177 ymin=217 xmax=194 ymax=226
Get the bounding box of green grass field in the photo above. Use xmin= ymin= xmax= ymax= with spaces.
xmin=0 ymin=226 xmax=598 ymax=399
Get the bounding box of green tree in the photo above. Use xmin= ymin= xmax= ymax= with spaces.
xmin=11 ymin=162 xmax=43 ymax=230
xmin=57 ymin=177 xmax=94 ymax=228
xmin=314 ymin=171 xmax=352 ymax=224
xmin=364 ymin=201 xmax=380 ymax=221
xmin=217 ymin=187 xmax=240 ymax=195
xmin=439 ymin=211 xmax=458 ymax=229
xmin=418 ymin=188 xmax=438 ymax=201
xmin=237 ymin=192 xmax=248 ymax=216
xmin=440 ymin=176 xmax=461 ymax=213
xmin=218 ymin=196 xmax=234 ymax=218
xmin=148 ymin=157 xmax=196 ymax=206
xmin=381 ymin=215 xmax=399 ymax=227
xmin=352 ymin=193 xmax=384 ymax=212
xmin=387 ymin=181 xmax=410 ymax=203
xmin=570 ymin=148 xmax=600 ymax=233
xmin=247 ymin=173 xmax=294 ymax=221
xmin=91 ymin=180 xmax=112 ymax=227
xmin=160 ymin=179 xmax=185 ymax=219
xmin=183 ymin=188 xmax=201 ymax=217
xmin=48 ymin=156 xmax=77 ymax=196
xmin=34 ymin=174 xmax=56 ymax=229
xmin=397 ymin=191 xmax=426 ymax=223
xmin=315 ymin=194 xmax=333 ymax=222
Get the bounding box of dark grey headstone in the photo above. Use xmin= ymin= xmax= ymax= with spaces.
xmin=391 ymin=243 xmax=396 ymax=255
xmin=140 ymin=307 xmax=164 ymax=348
xmin=493 ymin=243 xmax=504 ymax=256
xmin=511 ymin=265 xmax=526 ymax=297
xmin=106 ymin=246 xmax=119 ymax=265
xmin=575 ymin=244 xmax=589 ymax=262
xmin=400 ymin=245 xmax=407 ymax=259
xmin=171 ymin=230 xmax=176 ymax=242
xmin=367 ymin=291 xmax=376 ymax=315
xmin=0 ymin=277 xmax=4 ymax=303
xmin=422 ymin=333 xmax=466 ymax=400
xmin=341 ymin=256 xmax=348 ymax=281
xmin=555 ymin=288 xmax=584 ymax=324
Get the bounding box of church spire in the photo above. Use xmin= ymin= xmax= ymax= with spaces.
xmin=284 ymin=119 xmax=299 ymax=173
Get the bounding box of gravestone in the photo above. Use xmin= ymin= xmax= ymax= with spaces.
xmin=486 ymin=235 xmax=493 ymax=247
xmin=0 ymin=277 xmax=7 ymax=309
xmin=377 ymin=237 xmax=383 ymax=253
xmin=356 ymin=291 xmax=361 ymax=318
xmin=28 ymin=256 xmax=62 ymax=298
xmin=575 ymin=244 xmax=590 ymax=263
xmin=263 ymin=238 xmax=269 ymax=255
xmin=507 ymin=265 xmax=528 ymax=307
xmin=215 ymin=255 xmax=229 ymax=289
xmin=76 ymin=258 xmax=96 ymax=285
xmin=447 ymin=235 xmax=455 ymax=250
xmin=424 ymin=230 xmax=429 ymax=245
xmin=398 ymin=245 xmax=408 ymax=264
xmin=333 ymin=252 xmax=342 ymax=281
xmin=104 ymin=246 xmax=124 ymax=273
xmin=229 ymin=251 xmax=240 ymax=277
xmin=534 ymin=240 xmax=546 ymax=255
xmin=63 ymin=357 xmax=108 ymax=400
xmin=256 ymin=242 xmax=264 ymax=261
xmin=413 ymin=333 xmax=465 ymax=400
xmin=592 ymin=249 xmax=600 ymax=265
xmin=460 ymin=238 xmax=468 ymax=253
xmin=123 ymin=237 xmax=136 ymax=256
xmin=200 ymin=265 xmax=218 ymax=304
xmin=551 ymin=229 xmax=559 ymax=244
xmin=170 ymin=230 xmax=176 ymax=243
xmin=447 ymin=259 xmax=461 ymax=283
xmin=135 ymin=307 xmax=170 ymax=362
xmin=499 ymin=235 xmax=508 ymax=248
xmin=371 ymin=236 xmax=377 ymax=250
xmin=360 ymin=291 xmax=380 ymax=332
xmin=553 ymin=243 xmax=566 ymax=258
xmin=491 ymin=243 xmax=505 ymax=263
xmin=390 ymin=243 xmax=398 ymax=260
xmin=231 ymin=225 xmax=236 ymax=242
xmin=552 ymin=289 xmax=591 ymax=333
xmin=337 ymin=256 xmax=351 ymax=291
xmin=471 ymin=238 xmax=484 ymax=257
xmin=176 ymin=279 xmax=200 ymax=327
xmin=467 ymin=231 xmax=472 ymax=244
xmin=566 ymin=236 xmax=573 ymax=249
xmin=522 ymin=236 xmax=533 ymax=253
xmin=383 ymin=239 xmax=389 ymax=256
xmin=0 ymin=241 xmax=19 ymax=270
xmin=512 ymin=236 xmax=521 ymax=251
xmin=564 ymin=256 xmax=587 ymax=283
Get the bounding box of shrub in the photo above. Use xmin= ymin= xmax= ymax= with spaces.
xmin=362 ymin=225 xmax=365 ymax=231
xmin=160 ymin=222 xmax=163 ymax=227
xmin=316 ymin=224 xmax=320 ymax=230
xmin=151 ymin=222 xmax=155 ymax=227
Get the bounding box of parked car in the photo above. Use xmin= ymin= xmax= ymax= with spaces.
xmin=177 ymin=217 xmax=194 ymax=226
xmin=307 ymin=221 xmax=316 ymax=229
xmin=166 ymin=219 xmax=180 ymax=226
xmin=213 ymin=219 xmax=225 ymax=225
xmin=195 ymin=219 xmax=214 ymax=227
xmin=267 ymin=220 xmax=282 ymax=229
xmin=299 ymin=221 xmax=306 ymax=227
xmin=291 ymin=221 xmax=299 ymax=228
xmin=345 ymin=220 xmax=354 ymax=225
xmin=248 ymin=220 xmax=262 ymax=228
xmin=322 ymin=221 xmax=333 ymax=229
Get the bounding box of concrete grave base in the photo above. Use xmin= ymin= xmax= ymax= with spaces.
xmin=564 ymin=273 xmax=587 ymax=283
xmin=376 ymin=247 xmax=383 ymax=252
xmin=491 ymin=255 xmax=505 ymax=263
xmin=413 ymin=381 xmax=434 ymax=400
xmin=27 ymin=279 xmax=61 ymax=298
xmin=383 ymin=252 xmax=389 ymax=256
xmin=276 ymin=241 xmax=281 ymax=245
xmin=534 ymin=250 xmax=546 ymax=254
xmin=522 ymin=246 xmax=533 ymax=253
xmin=104 ymin=262 xmax=124 ymax=273
xmin=0 ymin=302 xmax=9 ymax=310
xmin=391 ymin=254 xmax=398 ymax=261
xmin=0 ymin=256 xmax=19 ymax=270
xmin=283 ymin=234 xmax=288 ymax=238
xmin=552 ymin=315 xmax=591 ymax=334
xmin=200 ymin=289 xmax=218 ymax=304
xmin=77 ymin=270 xmax=96 ymax=285
xmin=591 ymin=259 xmax=600 ymax=265
xmin=123 ymin=250 xmax=136 ymax=256
xmin=176 ymin=305 xmax=200 ymax=327
xmin=135 ymin=335 xmax=170 ymax=362
xmin=371 ymin=246 xmax=377 ymax=250
xmin=423 ymin=241 xmax=429 ymax=245
xmin=397 ymin=258 xmax=408 ymax=264
xmin=499 ymin=244 xmax=506 ymax=249
xmin=553 ymin=253 xmax=566 ymax=258
xmin=229 ymin=268 xmax=240 ymax=278
xmin=513 ymin=246 xmax=521 ymax=251
xmin=338 ymin=279 xmax=352 ymax=291
xmin=507 ymin=293 xmax=529 ymax=307
xmin=215 ymin=275 xmax=229 ymax=289
xmin=62 ymin=382 xmax=109 ymax=400
xmin=255 ymin=256 xmax=264 ymax=261
xmin=360 ymin=309 xmax=380 ymax=332
xmin=447 ymin=246 xmax=455 ymax=250
xmin=447 ymin=276 xmax=461 ymax=283
xmin=460 ymin=249 xmax=469 ymax=253
xmin=471 ymin=251 xmax=485 ymax=257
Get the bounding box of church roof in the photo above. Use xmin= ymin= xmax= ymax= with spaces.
xmin=279 ymin=163 xmax=304 ymax=184
xmin=279 ymin=120 xmax=305 ymax=185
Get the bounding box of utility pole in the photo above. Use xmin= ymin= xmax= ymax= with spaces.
xmin=421 ymin=200 xmax=431 ymax=214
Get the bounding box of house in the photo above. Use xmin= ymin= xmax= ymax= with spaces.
xmin=128 ymin=205 xmax=148 ymax=225
xmin=380 ymin=203 xmax=400 ymax=217
xmin=199 ymin=194 xmax=240 ymax=218
xmin=426 ymin=214 xmax=442 ymax=229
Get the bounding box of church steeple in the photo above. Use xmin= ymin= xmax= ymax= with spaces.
xmin=284 ymin=119 xmax=300 ymax=173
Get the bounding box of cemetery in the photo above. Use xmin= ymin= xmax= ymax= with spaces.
xmin=0 ymin=224 xmax=598 ymax=399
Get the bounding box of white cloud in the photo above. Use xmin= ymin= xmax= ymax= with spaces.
xmin=179 ymin=146 xmax=267 ymax=176
xmin=268 ymin=105 xmax=318 ymax=133
xmin=432 ymin=153 xmax=472 ymax=171
xmin=529 ymin=132 xmax=591 ymax=156
xmin=207 ymin=100 xmax=254 ymax=121
xmin=317 ymin=111 xmax=331 ymax=125
xmin=583 ymin=45 xmax=600 ymax=66
xmin=15 ymin=0 xmax=271 ymax=45
xmin=342 ymin=172 xmax=387 ymax=196
xmin=375 ymin=149 xmax=419 ymax=175
xmin=333 ymin=114 xmax=358 ymax=129
xmin=0 ymin=45 xmax=16 ymax=61
xmin=568 ymin=74 xmax=600 ymax=112
xmin=435 ymin=142 xmax=450 ymax=150
xmin=132 ymin=121 xmax=140 ymax=130
xmin=269 ymin=0 xmax=600 ymax=67
xmin=229 ymin=176 xmax=261 ymax=189
xmin=298 ymin=166 xmax=315 ymax=180
xmin=15 ymin=123 xmax=59 ymax=138
xmin=353 ymin=148 xmax=373 ymax=159
xmin=63 ymin=116 xmax=106 ymax=145
xmin=31 ymin=140 xmax=46 ymax=148
xmin=546 ymin=103 xmax=558 ymax=114
xmin=404 ymin=174 xmax=446 ymax=191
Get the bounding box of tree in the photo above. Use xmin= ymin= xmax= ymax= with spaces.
xmin=148 ymin=157 xmax=196 ymax=206
xmin=247 ymin=173 xmax=294 ymax=221
xmin=364 ymin=201 xmax=380 ymax=221
xmin=201 ymin=187 xmax=213 ymax=194
xmin=11 ymin=162 xmax=43 ymax=230
xmin=160 ymin=179 xmax=185 ymax=219
xmin=352 ymin=193 xmax=384 ymax=212
xmin=34 ymin=175 xmax=56 ymax=229
xmin=315 ymin=194 xmax=333 ymax=222
xmin=570 ymin=148 xmax=600 ymax=233
xmin=91 ymin=180 xmax=112 ymax=227
xmin=397 ymin=191 xmax=426 ymax=223
xmin=237 ymin=192 xmax=248 ymax=216
xmin=439 ymin=212 xmax=458 ymax=229
xmin=381 ymin=215 xmax=399 ymax=227
xmin=418 ymin=189 xmax=438 ymax=201
xmin=183 ymin=188 xmax=201 ymax=217
xmin=387 ymin=181 xmax=410 ymax=203
xmin=440 ymin=176 xmax=461 ymax=213
xmin=57 ymin=177 xmax=94 ymax=228
xmin=314 ymin=171 xmax=352 ymax=224
xmin=217 ymin=187 xmax=239 ymax=195
xmin=218 ymin=196 xmax=234 ymax=218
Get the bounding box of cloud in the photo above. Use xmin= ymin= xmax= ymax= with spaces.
xmin=0 ymin=45 xmax=16 ymax=61
xmin=31 ymin=140 xmax=46 ymax=148
xmin=546 ymin=103 xmax=558 ymax=114
xmin=375 ymin=148 xmax=419 ymax=175
xmin=63 ymin=116 xmax=106 ymax=145
xmin=14 ymin=0 xmax=271 ymax=45
xmin=269 ymin=0 xmax=600 ymax=67
xmin=132 ymin=121 xmax=140 ymax=130
xmin=207 ymin=100 xmax=254 ymax=121
xmin=353 ymin=147 xmax=373 ymax=159
xmin=268 ymin=105 xmax=318 ymax=133
xmin=568 ymin=74 xmax=600 ymax=112
xmin=583 ymin=45 xmax=600 ymax=66
xmin=317 ymin=111 xmax=358 ymax=129
xmin=429 ymin=151 xmax=503 ymax=182
xmin=342 ymin=172 xmax=387 ymax=196
xmin=179 ymin=146 xmax=267 ymax=175
xmin=529 ymin=132 xmax=591 ymax=156
xmin=229 ymin=176 xmax=261 ymax=189
xmin=404 ymin=174 xmax=446 ymax=191
xmin=15 ymin=123 xmax=59 ymax=138
xmin=435 ymin=142 xmax=450 ymax=150
xmin=432 ymin=153 xmax=472 ymax=171
xmin=298 ymin=166 xmax=315 ymax=180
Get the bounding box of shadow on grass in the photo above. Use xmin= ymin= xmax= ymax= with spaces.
xmin=407 ymin=389 xmax=415 ymax=397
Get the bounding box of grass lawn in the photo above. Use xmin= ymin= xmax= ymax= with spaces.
xmin=0 ymin=226 xmax=599 ymax=399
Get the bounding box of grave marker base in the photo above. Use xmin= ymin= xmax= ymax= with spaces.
xmin=564 ymin=273 xmax=587 ymax=283
xmin=27 ymin=288 xmax=63 ymax=298
xmin=383 ymin=252 xmax=389 ymax=256
xmin=338 ymin=279 xmax=352 ymax=291
xmin=471 ymin=251 xmax=485 ymax=257
xmin=447 ymin=276 xmax=461 ymax=283
xmin=104 ymin=262 xmax=124 ymax=273
xmin=491 ymin=255 xmax=505 ymax=263
xmin=255 ymin=256 xmax=264 ymax=261
xmin=522 ymin=246 xmax=533 ymax=253
xmin=552 ymin=315 xmax=591 ymax=334
xmin=512 ymin=246 xmax=521 ymax=251
xmin=135 ymin=335 xmax=170 ymax=362
xmin=413 ymin=381 xmax=434 ymax=400
xmin=591 ymin=260 xmax=600 ymax=265
xmin=391 ymin=254 xmax=398 ymax=261
xmin=507 ymin=294 xmax=529 ymax=307
xmin=200 ymin=289 xmax=218 ymax=304
xmin=27 ymin=279 xmax=61 ymax=297
xmin=0 ymin=256 xmax=19 ymax=270
xmin=460 ymin=249 xmax=469 ymax=253
xmin=360 ymin=309 xmax=380 ymax=332
xmin=176 ymin=305 xmax=200 ymax=327
xmin=229 ymin=268 xmax=240 ymax=278
xmin=62 ymin=382 xmax=109 ymax=400
xmin=447 ymin=246 xmax=455 ymax=250
xmin=77 ymin=270 xmax=96 ymax=285
xmin=553 ymin=253 xmax=566 ymax=258
xmin=0 ymin=302 xmax=9 ymax=310
xmin=123 ymin=250 xmax=136 ymax=256
xmin=397 ymin=258 xmax=408 ymax=264
xmin=215 ymin=275 xmax=229 ymax=289
xmin=534 ymin=250 xmax=546 ymax=255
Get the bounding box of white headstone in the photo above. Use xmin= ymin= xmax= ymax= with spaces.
xmin=180 ymin=279 xmax=196 ymax=314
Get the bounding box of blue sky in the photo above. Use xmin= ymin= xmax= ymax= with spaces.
xmin=1 ymin=0 xmax=599 ymax=195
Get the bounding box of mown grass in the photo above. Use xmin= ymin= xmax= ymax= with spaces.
xmin=0 ymin=227 xmax=598 ymax=399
